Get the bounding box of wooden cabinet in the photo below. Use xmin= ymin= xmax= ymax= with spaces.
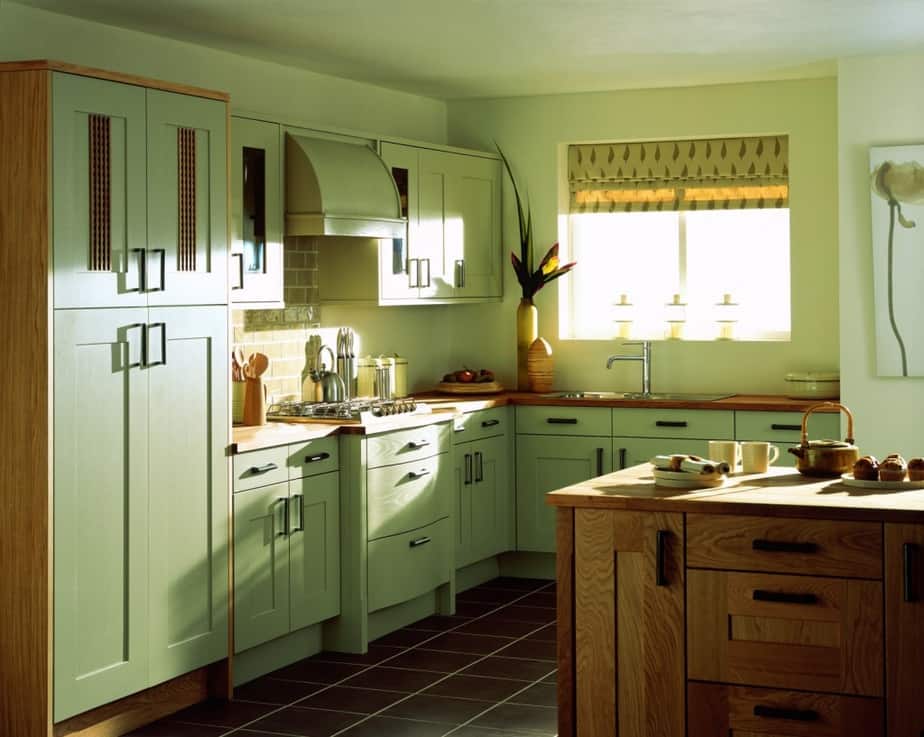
xmin=233 ymin=452 xmax=340 ymax=654
xmin=885 ymin=523 xmax=924 ymax=737
xmin=377 ymin=141 xmax=501 ymax=304
xmin=230 ymin=116 xmax=283 ymax=307
xmin=52 ymin=74 xmax=228 ymax=309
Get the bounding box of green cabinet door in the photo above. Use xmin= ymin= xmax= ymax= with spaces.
xmin=612 ymin=437 xmax=710 ymax=471
xmin=470 ymin=434 xmax=513 ymax=563
xmin=52 ymin=73 xmax=147 ymax=309
xmin=53 ymin=308 xmax=150 ymax=721
xmin=417 ymin=148 xmax=453 ymax=299
xmin=454 ymin=442 xmax=475 ymax=567
xmin=290 ymin=471 xmax=341 ymax=630
xmin=146 ymin=90 xmax=228 ymax=307
xmin=234 ymin=483 xmax=291 ymax=653
xmin=379 ymin=142 xmax=420 ymax=302
xmin=148 ymin=306 xmax=229 ymax=683
xmin=516 ymin=435 xmax=613 ymax=552
xmin=444 ymin=153 xmax=502 ymax=298
xmin=231 ymin=116 xmax=283 ymax=307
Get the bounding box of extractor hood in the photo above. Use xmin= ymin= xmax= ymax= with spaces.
xmin=285 ymin=134 xmax=407 ymax=239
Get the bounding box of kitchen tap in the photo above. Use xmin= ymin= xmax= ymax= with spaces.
xmin=606 ymin=340 xmax=652 ymax=397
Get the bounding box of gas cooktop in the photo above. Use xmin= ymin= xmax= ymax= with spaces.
xmin=266 ymin=397 xmax=426 ymax=424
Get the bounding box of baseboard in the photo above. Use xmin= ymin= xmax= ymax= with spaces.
xmin=498 ymin=551 xmax=556 ymax=580
xmin=367 ymin=587 xmax=444 ymax=641
xmin=455 ymin=557 xmax=501 ymax=592
xmin=233 ymin=625 xmax=323 ymax=687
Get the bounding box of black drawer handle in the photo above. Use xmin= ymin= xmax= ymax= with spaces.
xmin=304 ymin=452 xmax=330 ymax=464
xmin=753 ymin=589 xmax=818 ymax=605
xmin=771 ymin=423 xmax=802 ymax=431
xmin=655 ymin=420 xmax=688 ymax=428
xmin=547 ymin=418 xmax=578 ymax=425
xmin=752 ymin=539 xmax=818 ymax=554
xmin=482 ymin=419 xmax=500 ymax=428
xmin=408 ymin=469 xmax=431 ymax=480
xmin=409 ymin=536 xmax=431 ymax=548
xmin=656 ymin=530 xmax=668 ymax=586
xmin=753 ymin=705 xmax=818 ymax=722
xmin=904 ymin=542 xmax=918 ymax=603
xmin=407 ymin=440 xmax=431 ymax=449
xmin=249 ymin=462 xmax=278 ymax=474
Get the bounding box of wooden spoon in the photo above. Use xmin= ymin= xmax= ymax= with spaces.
xmin=247 ymin=352 xmax=269 ymax=379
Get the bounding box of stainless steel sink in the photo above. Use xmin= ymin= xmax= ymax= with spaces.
xmin=544 ymin=391 xmax=735 ymax=401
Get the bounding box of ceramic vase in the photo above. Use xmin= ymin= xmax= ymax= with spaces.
xmin=516 ymin=297 xmax=539 ymax=390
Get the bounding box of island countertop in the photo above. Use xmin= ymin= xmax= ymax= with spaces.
xmin=546 ymin=463 xmax=924 ymax=524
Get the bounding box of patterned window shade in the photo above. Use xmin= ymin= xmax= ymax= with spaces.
xmin=568 ymin=135 xmax=789 ymax=213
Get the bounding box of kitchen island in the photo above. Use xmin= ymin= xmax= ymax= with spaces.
xmin=548 ymin=464 xmax=924 ymax=737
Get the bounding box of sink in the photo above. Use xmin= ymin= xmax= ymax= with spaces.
xmin=544 ymin=391 xmax=735 ymax=402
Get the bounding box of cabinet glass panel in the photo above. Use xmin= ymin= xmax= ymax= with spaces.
xmin=242 ymin=146 xmax=267 ymax=276
xmin=389 ymin=163 xmax=409 ymax=276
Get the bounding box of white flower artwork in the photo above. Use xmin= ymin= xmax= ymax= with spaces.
xmin=869 ymin=145 xmax=924 ymax=377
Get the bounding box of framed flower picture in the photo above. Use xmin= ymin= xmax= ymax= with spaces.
xmin=869 ymin=145 xmax=924 ymax=377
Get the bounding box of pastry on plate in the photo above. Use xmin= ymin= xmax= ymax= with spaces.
xmin=852 ymin=455 xmax=879 ymax=481
xmin=879 ymin=454 xmax=908 ymax=482
xmin=908 ymin=457 xmax=924 ymax=481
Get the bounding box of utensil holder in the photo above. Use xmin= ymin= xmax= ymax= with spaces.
xmin=374 ymin=365 xmax=393 ymax=400
xmin=337 ymin=356 xmax=356 ymax=400
xmin=243 ymin=377 xmax=267 ymax=426
xmin=232 ymin=382 xmax=246 ymax=424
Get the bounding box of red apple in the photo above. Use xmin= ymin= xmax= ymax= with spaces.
xmin=455 ymin=369 xmax=476 ymax=383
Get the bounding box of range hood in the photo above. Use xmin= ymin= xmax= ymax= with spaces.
xmin=285 ymin=134 xmax=406 ymax=239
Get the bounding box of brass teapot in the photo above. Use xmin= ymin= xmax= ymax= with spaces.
xmin=788 ymin=402 xmax=859 ymax=477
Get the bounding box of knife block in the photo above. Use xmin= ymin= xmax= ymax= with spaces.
xmin=242 ymin=377 xmax=267 ymax=426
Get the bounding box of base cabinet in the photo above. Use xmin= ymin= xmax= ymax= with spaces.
xmin=612 ymin=437 xmax=708 ymax=470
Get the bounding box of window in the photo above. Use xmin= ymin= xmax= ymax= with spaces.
xmin=560 ymin=136 xmax=791 ymax=341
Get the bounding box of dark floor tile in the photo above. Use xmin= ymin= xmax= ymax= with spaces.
xmin=271 ymin=659 xmax=367 ymax=684
xmin=455 ymin=600 xmax=500 ymax=617
xmin=541 ymin=670 xmax=557 ymax=684
xmin=247 ymin=705 xmax=363 ymax=736
xmin=458 ymin=587 xmax=524 ymax=605
xmin=126 ymin=724 xmax=228 ymax=737
xmin=169 ymin=699 xmax=275 ymax=728
xmin=526 ymin=624 xmax=557 ymax=642
xmin=508 ymin=682 xmax=558 ymax=707
xmin=382 ymin=693 xmax=494 ymax=725
xmin=386 ymin=648 xmax=482 ymax=673
xmin=405 ymin=614 xmax=471 ymax=632
xmin=470 ymin=703 xmax=558 ymax=735
xmin=460 ymin=657 xmax=556 ymax=682
xmin=494 ymin=639 xmax=557 ymax=662
xmin=310 ymin=645 xmax=405 ymax=666
xmin=336 ymin=715 xmax=452 ymax=737
xmin=342 ymin=665 xmax=445 ymax=692
xmin=423 ymin=674 xmax=527 ymax=702
xmin=515 ymin=592 xmax=557 ymax=609
xmin=296 ymin=685 xmax=404 ymax=714
xmin=372 ymin=628 xmax=440 ymax=648
xmin=234 ymin=675 xmax=326 ymax=704
xmin=450 ymin=727 xmax=542 ymax=737
xmin=495 ymin=606 xmax=555 ymax=624
xmin=455 ymin=618 xmax=542 ymax=638
xmin=479 ymin=577 xmax=553 ymax=591
xmin=425 ymin=632 xmax=514 ymax=655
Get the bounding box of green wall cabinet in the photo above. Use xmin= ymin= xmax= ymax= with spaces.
xmin=230 ymin=116 xmax=284 ymax=308
xmin=516 ymin=435 xmax=613 ymax=553
xmin=52 ymin=73 xmax=228 ymax=310
xmin=53 ymin=305 xmax=228 ymax=721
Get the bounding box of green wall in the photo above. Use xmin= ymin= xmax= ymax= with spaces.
xmin=445 ymin=77 xmax=840 ymax=395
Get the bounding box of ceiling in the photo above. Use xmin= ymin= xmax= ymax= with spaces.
xmin=17 ymin=0 xmax=924 ymax=99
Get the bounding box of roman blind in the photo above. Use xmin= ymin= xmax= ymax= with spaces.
xmin=568 ymin=135 xmax=789 ymax=213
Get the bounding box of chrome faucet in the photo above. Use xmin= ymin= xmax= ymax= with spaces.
xmin=606 ymin=341 xmax=652 ymax=397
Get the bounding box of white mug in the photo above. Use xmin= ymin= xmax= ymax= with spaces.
xmin=708 ymin=440 xmax=740 ymax=471
xmin=741 ymin=441 xmax=780 ymax=473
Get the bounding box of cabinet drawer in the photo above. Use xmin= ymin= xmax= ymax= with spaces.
xmin=612 ymin=407 xmax=733 ymax=439
xmin=367 ymin=422 xmax=450 ymax=468
xmin=688 ymin=569 xmax=883 ymax=696
xmin=233 ymin=446 xmax=289 ymax=492
xmin=737 ymin=410 xmax=840 ymax=444
xmin=516 ymin=406 xmax=611 ymax=436
xmin=367 ymin=455 xmax=450 ymax=540
xmin=453 ymin=407 xmax=508 ymax=445
xmin=368 ymin=518 xmax=450 ymax=613
xmin=687 ymin=514 xmax=882 ymax=579
xmin=287 ymin=436 xmax=339 ymax=480
xmin=688 ymin=682 xmax=883 ymax=737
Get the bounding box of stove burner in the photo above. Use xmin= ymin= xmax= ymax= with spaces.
xmin=266 ymin=397 xmax=421 ymax=423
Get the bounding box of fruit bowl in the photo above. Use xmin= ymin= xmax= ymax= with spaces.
xmin=436 ymin=380 xmax=505 ymax=394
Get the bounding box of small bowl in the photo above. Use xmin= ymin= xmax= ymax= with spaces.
xmin=785 ymin=371 xmax=839 ymax=400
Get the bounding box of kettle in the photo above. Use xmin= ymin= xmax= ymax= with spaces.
xmin=311 ymin=345 xmax=346 ymax=403
xmin=788 ymin=402 xmax=860 ymax=477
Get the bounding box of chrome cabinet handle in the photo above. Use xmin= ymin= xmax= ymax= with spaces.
xmin=231 ymin=253 xmax=244 ymax=290
xmin=408 ymin=469 xmax=430 ymax=480
xmin=289 ymin=494 xmax=303 ymax=533
xmin=249 ymin=462 xmax=278 ymax=474
xmin=273 ymin=497 xmax=288 ymax=537
xmin=455 ymin=259 xmax=466 ymax=288
xmin=148 ymin=248 xmax=166 ymax=292
xmin=408 ymin=258 xmax=419 ymax=288
xmin=474 ymin=451 xmax=483 ymax=482
xmin=145 ymin=322 xmax=167 ymax=367
xmin=481 ymin=419 xmax=500 ymax=428
xmin=130 ymin=248 xmax=147 ymax=292
xmin=407 ymin=440 xmax=430 ymax=449
xmin=304 ymin=452 xmax=330 ymax=463
xmin=422 ymin=258 xmax=432 ymax=287
xmin=409 ymin=536 xmax=431 ymax=548
xmin=464 ymin=453 xmax=472 ymax=485
xmin=127 ymin=323 xmax=146 ymax=368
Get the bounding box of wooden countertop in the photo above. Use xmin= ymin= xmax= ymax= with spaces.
xmin=546 ymin=463 xmax=924 ymax=523
xmin=231 ymin=392 xmax=839 ymax=454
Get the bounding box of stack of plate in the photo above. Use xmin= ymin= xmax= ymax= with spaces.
xmin=653 ymin=469 xmax=726 ymax=489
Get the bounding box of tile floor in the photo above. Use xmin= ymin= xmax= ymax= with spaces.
xmin=129 ymin=577 xmax=557 ymax=737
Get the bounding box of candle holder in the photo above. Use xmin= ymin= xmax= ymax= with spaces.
xmin=612 ymin=293 xmax=635 ymax=339
xmin=665 ymin=293 xmax=687 ymax=340
xmin=714 ymin=293 xmax=740 ymax=340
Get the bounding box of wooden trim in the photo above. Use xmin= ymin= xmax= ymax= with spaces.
xmin=0 ymin=68 xmax=52 ymax=737
xmin=177 ymin=127 xmax=197 ymax=271
xmin=88 ymin=114 xmax=112 ymax=271
xmin=53 ymin=665 xmax=217 ymax=737
xmin=555 ymin=508 xmax=574 ymax=737
xmin=0 ymin=61 xmax=229 ymax=101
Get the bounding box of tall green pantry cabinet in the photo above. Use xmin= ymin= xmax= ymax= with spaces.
xmin=0 ymin=62 xmax=231 ymax=737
